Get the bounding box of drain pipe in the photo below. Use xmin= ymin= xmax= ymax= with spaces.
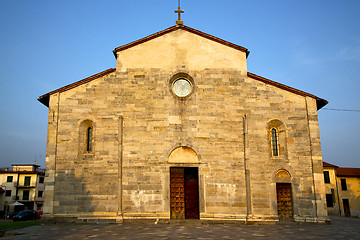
xmin=243 ymin=115 xmax=252 ymax=222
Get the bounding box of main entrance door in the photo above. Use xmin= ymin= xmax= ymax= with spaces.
xmin=170 ymin=167 xmax=199 ymax=219
xmin=276 ymin=183 xmax=293 ymax=220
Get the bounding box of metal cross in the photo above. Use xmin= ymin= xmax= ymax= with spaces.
xmin=175 ymin=0 xmax=184 ymax=20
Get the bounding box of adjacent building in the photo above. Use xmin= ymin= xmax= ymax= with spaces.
xmin=0 ymin=164 xmax=45 ymax=217
xmin=323 ymin=162 xmax=360 ymax=217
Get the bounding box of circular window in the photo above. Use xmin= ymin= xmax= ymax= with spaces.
xmin=172 ymin=78 xmax=192 ymax=97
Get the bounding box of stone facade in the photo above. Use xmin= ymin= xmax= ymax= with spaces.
xmin=39 ymin=24 xmax=328 ymax=223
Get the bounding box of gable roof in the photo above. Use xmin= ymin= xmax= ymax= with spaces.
xmin=337 ymin=167 xmax=360 ymax=177
xmin=323 ymin=161 xmax=339 ymax=168
xmin=113 ymin=24 xmax=250 ymax=58
xmin=38 ymin=68 xmax=116 ymax=107
xmin=38 ymin=25 xmax=327 ymax=109
xmin=248 ymin=72 xmax=328 ymax=110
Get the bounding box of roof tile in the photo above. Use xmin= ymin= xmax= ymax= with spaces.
xmin=38 ymin=68 xmax=116 ymax=107
xmin=323 ymin=161 xmax=339 ymax=168
xmin=337 ymin=167 xmax=360 ymax=177
xmin=247 ymin=72 xmax=328 ymax=110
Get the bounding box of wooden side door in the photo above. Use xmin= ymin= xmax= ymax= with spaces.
xmin=276 ymin=183 xmax=293 ymax=220
xmin=185 ymin=168 xmax=199 ymax=219
xmin=170 ymin=168 xmax=185 ymax=219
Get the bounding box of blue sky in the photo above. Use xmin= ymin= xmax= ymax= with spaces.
xmin=0 ymin=0 xmax=359 ymax=168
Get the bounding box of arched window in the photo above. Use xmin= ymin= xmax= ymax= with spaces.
xmin=79 ymin=120 xmax=94 ymax=154
xmin=86 ymin=127 xmax=92 ymax=152
xmin=271 ymin=128 xmax=279 ymax=156
xmin=267 ymin=119 xmax=287 ymax=158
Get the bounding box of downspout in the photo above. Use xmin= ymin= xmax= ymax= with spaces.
xmin=117 ymin=116 xmax=124 ymax=222
xmin=334 ymin=171 xmax=342 ymax=216
xmin=243 ymin=115 xmax=252 ymax=220
xmin=16 ymin=172 xmax=20 ymax=202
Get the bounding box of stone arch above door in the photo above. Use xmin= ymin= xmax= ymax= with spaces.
xmin=275 ymin=169 xmax=291 ymax=183
xmin=168 ymin=146 xmax=199 ymax=164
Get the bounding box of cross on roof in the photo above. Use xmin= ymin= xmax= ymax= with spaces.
xmin=174 ymin=0 xmax=184 ymax=25
xmin=175 ymin=6 xmax=184 ymax=21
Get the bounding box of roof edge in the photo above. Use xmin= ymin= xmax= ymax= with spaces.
xmin=0 ymin=170 xmax=45 ymax=174
xmin=336 ymin=167 xmax=360 ymax=177
xmin=11 ymin=164 xmax=40 ymax=166
xmin=38 ymin=68 xmax=116 ymax=107
xmin=323 ymin=161 xmax=339 ymax=168
xmin=247 ymin=72 xmax=328 ymax=110
xmin=113 ymin=24 xmax=249 ymax=59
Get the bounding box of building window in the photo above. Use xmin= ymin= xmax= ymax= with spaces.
xmin=271 ymin=128 xmax=279 ymax=156
xmin=79 ymin=119 xmax=94 ymax=153
xmin=7 ymin=176 xmax=13 ymax=182
xmin=341 ymin=179 xmax=347 ymax=191
xmin=23 ymin=190 xmax=30 ymax=200
xmin=324 ymin=171 xmax=330 ymax=184
xmin=24 ymin=176 xmax=31 ymax=186
xmin=38 ymin=191 xmax=43 ymax=198
xmin=326 ymin=194 xmax=334 ymax=207
xmin=268 ymin=119 xmax=287 ymax=158
xmin=169 ymin=72 xmax=195 ymax=99
xmin=87 ymin=127 xmax=93 ymax=151
xmin=5 ymin=190 xmax=11 ymax=197
xmin=39 ymin=177 xmax=44 ymax=184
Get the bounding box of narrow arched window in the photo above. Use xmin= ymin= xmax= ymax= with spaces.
xmin=268 ymin=120 xmax=287 ymax=158
xmin=271 ymin=128 xmax=279 ymax=156
xmin=79 ymin=119 xmax=95 ymax=154
xmin=87 ymin=127 xmax=92 ymax=152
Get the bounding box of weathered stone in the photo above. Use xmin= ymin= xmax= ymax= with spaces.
xmin=39 ymin=25 xmax=328 ymax=223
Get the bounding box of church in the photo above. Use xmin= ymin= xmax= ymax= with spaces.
xmin=38 ymin=10 xmax=329 ymax=223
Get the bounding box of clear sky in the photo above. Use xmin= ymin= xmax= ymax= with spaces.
xmin=0 ymin=0 xmax=359 ymax=169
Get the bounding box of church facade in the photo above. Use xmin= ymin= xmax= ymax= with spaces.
xmin=39 ymin=23 xmax=329 ymax=223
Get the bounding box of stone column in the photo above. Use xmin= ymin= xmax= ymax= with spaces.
xmin=42 ymin=93 xmax=60 ymax=221
xmin=305 ymin=96 xmax=328 ymax=222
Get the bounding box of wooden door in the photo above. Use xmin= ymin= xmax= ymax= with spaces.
xmin=276 ymin=183 xmax=293 ymax=220
xmin=343 ymin=199 xmax=351 ymax=217
xmin=170 ymin=167 xmax=199 ymax=219
xmin=170 ymin=168 xmax=185 ymax=219
xmin=185 ymin=168 xmax=199 ymax=219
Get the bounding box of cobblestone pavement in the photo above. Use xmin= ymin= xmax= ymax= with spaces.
xmin=2 ymin=217 xmax=359 ymax=240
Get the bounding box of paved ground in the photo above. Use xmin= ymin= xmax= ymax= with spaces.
xmin=2 ymin=217 xmax=359 ymax=239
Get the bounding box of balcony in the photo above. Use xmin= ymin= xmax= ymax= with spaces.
xmin=17 ymin=185 xmax=36 ymax=188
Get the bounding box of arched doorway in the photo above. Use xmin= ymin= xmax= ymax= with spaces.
xmin=169 ymin=147 xmax=199 ymax=219
xmin=275 ymin=169 xmax=293 ymax=221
